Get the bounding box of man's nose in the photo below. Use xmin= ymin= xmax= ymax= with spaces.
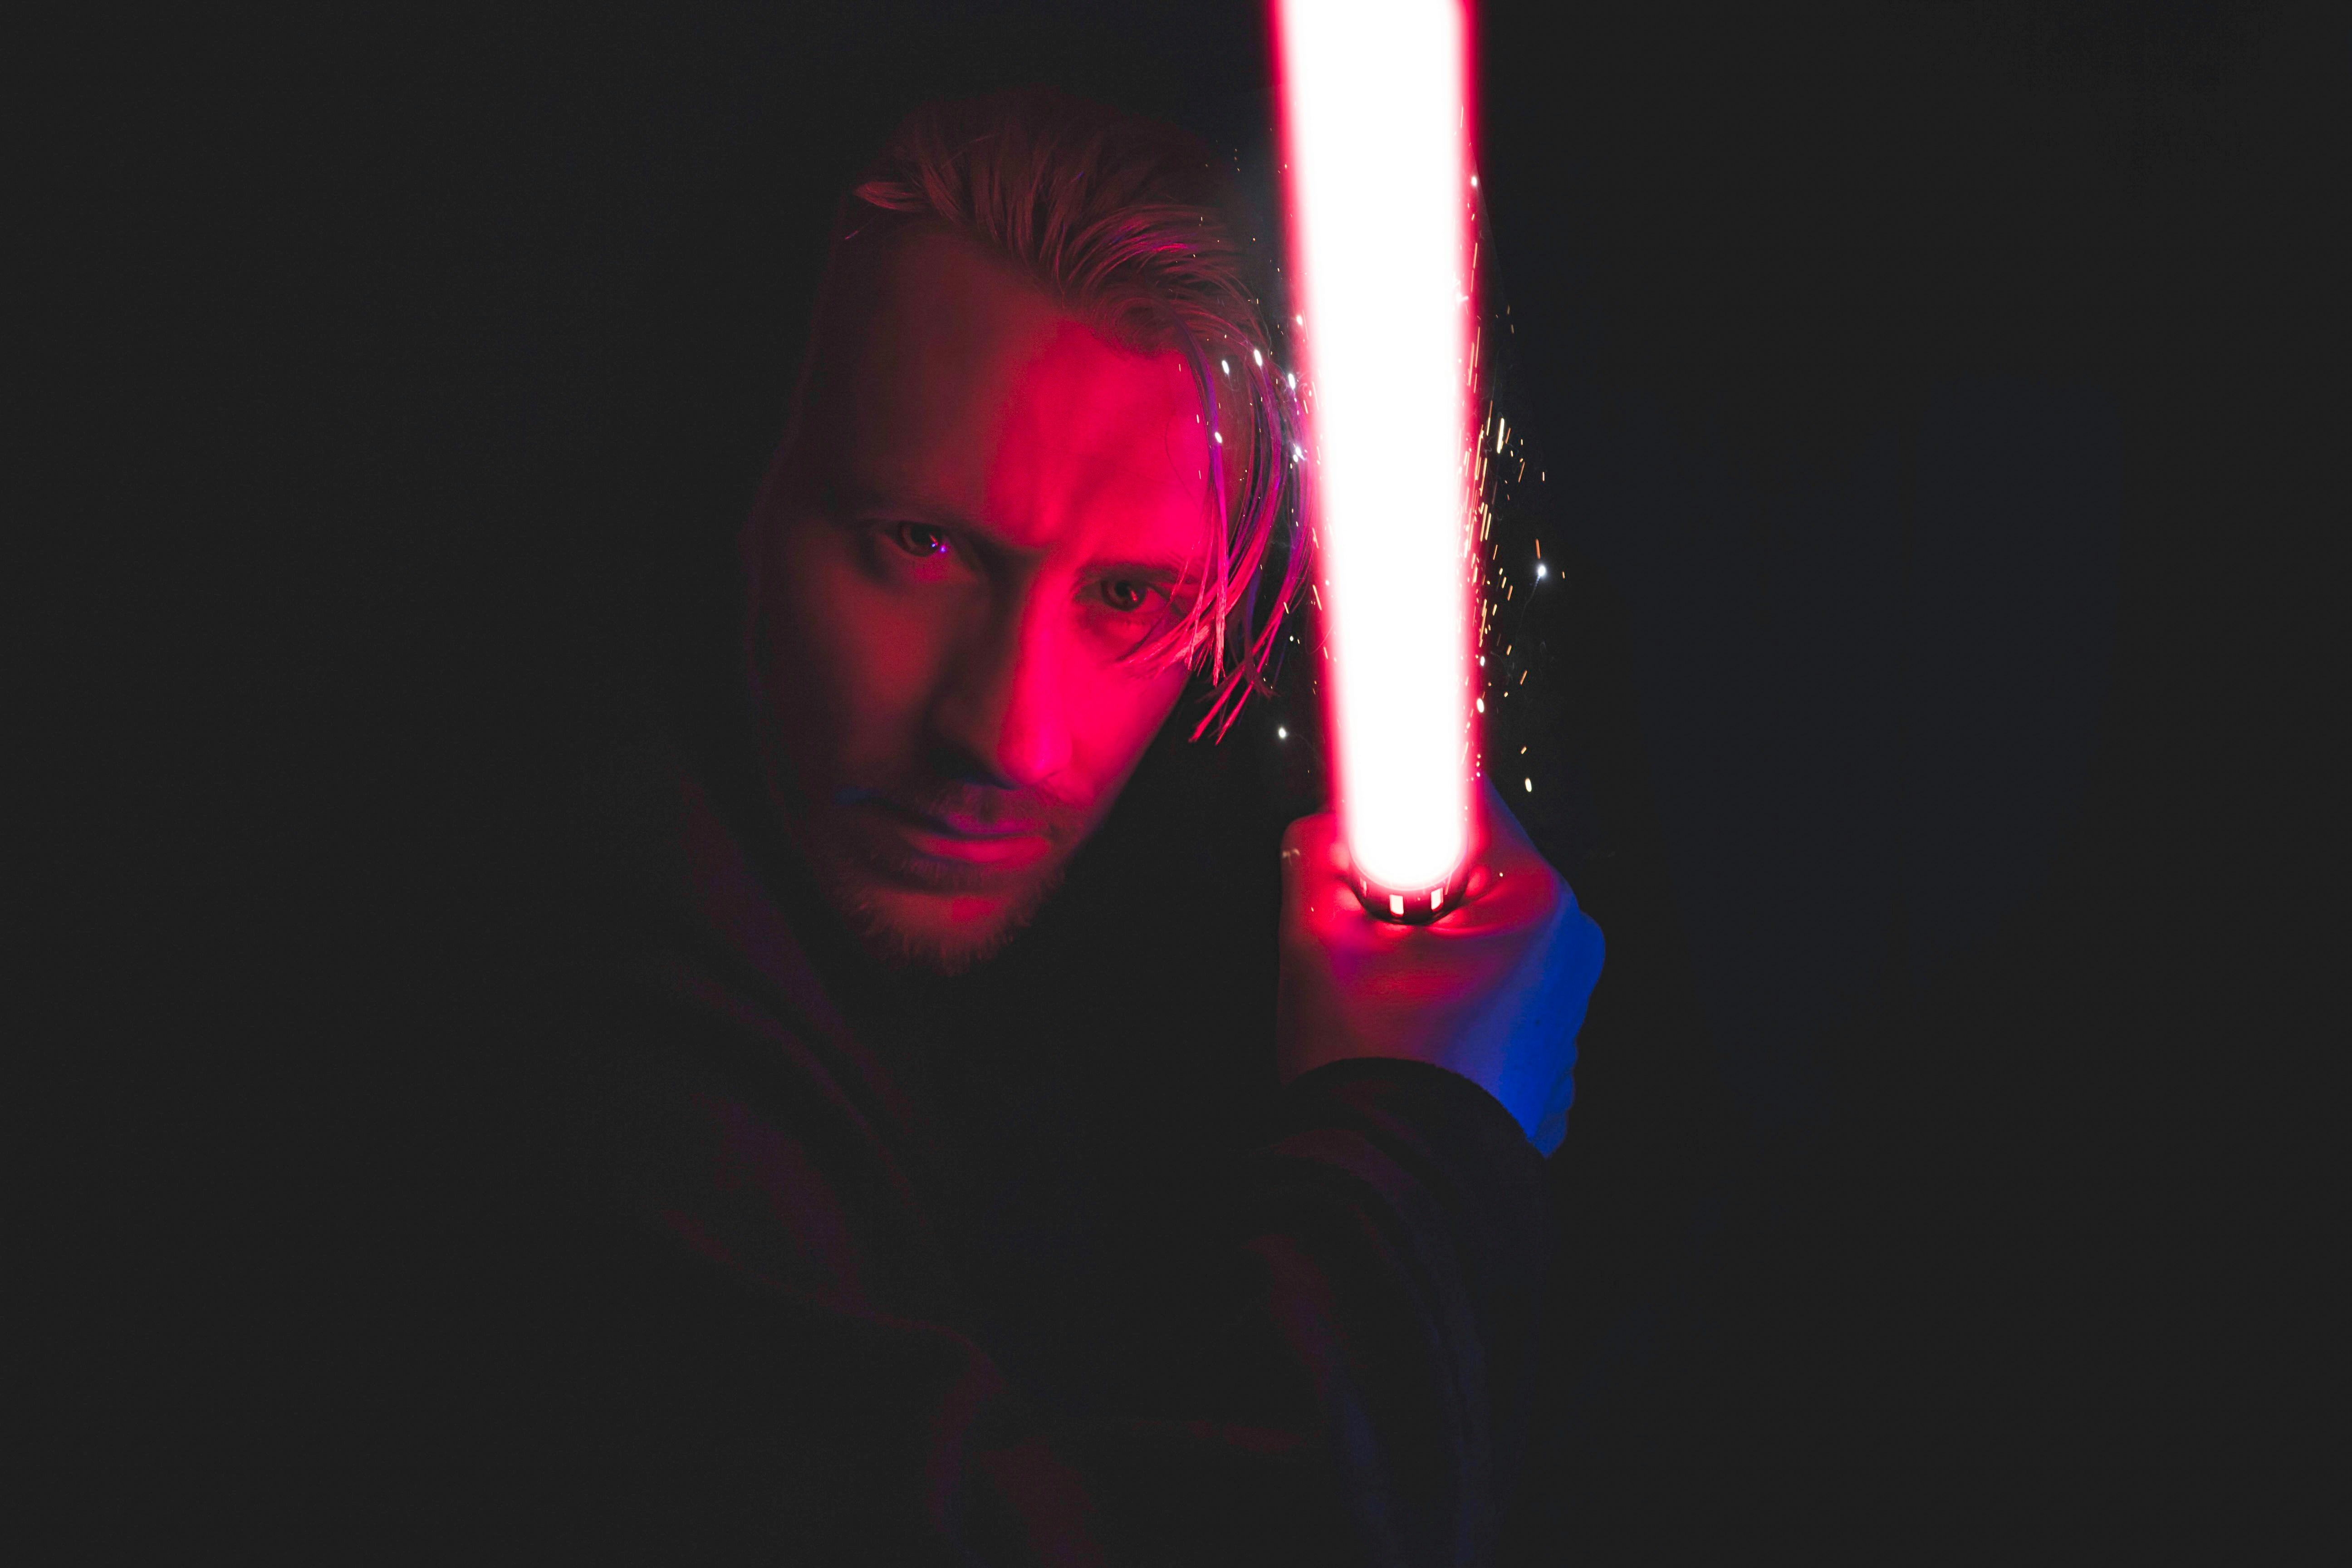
xmin=932 ymin=593 xmax=1073 ymax=790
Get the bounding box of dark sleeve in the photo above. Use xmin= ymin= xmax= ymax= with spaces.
xmin=1081 ymin=1056 xmax=1556 ymax=1568
xmin=549 ymin=1049 xmax=1552 ymax=1568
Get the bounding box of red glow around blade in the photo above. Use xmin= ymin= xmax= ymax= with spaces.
xmin=1276 ymin=0 xmax=1478 ymax=896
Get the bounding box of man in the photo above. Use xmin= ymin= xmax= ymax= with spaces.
xmin=534 ymin=89 xmax=1604 ymax=1564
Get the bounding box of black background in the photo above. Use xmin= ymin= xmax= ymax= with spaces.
xmin=52 ymin=1 xmax=2341 ymax=1555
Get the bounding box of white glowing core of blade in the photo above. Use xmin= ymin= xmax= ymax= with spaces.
xmin=1278 ymin=0 xmax=1476 ymax=893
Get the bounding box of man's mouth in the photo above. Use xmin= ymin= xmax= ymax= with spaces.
xmin=858 ymin=798 xmax=1056 ymax=872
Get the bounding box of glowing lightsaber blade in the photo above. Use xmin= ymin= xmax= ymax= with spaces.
xmin=1275 ymin=0 xmax=1479 ymax=921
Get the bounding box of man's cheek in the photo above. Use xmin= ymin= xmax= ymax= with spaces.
xmin=799 ymin=557 xmax=926 ymax=691
xmin=803 ymin=574 xmax=938 ymax=735
xmin=1074 ymin=665 xmax=1187 ymax=807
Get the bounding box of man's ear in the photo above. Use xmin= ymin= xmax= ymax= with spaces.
xmin=739 ymin=425 xmax=809 ymax=610
xmin=745 ymin=308 xmax=830 ymax=604
xmin=738 ymin=467 xmax=775 ymax=606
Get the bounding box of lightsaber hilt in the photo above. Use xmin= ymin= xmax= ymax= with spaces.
xmin=1351 ymin=858 xmax=1475 ymax=926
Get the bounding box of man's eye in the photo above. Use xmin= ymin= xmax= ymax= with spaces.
xmin=888 ymin=522 xmax=951 ymax=558
xmin=1100 ymin=579 xmax=1152 ymax=613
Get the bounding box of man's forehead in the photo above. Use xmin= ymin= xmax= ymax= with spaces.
xmin=822 ymin=230 xmax=1218 ymax=563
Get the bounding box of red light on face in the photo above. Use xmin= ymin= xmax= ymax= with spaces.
xmin=1275 ymin=0 xmax=1477 ymax=901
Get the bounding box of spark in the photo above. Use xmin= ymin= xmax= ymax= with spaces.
xmin=1254 ymin=348 xmax=1264 ymax=367
xmin=1524 ymin=778 xmax=1532 ymax=792
xmin=1221 ymin=359 xmax=1230 ymax=375
xmin=1278 ymin=726 xmax=1288 ymax=739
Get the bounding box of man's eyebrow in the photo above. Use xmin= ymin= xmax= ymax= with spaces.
xmin=1087 ymin=554 xmax=1191 ymax=586
xmin=826 ymin=482 xmax=978 ymax=531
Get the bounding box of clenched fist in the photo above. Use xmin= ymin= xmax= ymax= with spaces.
xmin=1276 ymin=778 xmax=1605 ymax=1155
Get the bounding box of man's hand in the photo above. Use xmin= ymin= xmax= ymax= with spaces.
xmin=1276 ymin=778 xmax=1605 ymax=1155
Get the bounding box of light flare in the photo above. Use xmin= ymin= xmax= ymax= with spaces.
xmin=1275 ymin=0 xmax=1479 ymax=901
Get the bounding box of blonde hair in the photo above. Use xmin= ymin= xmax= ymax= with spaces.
xmin=833 ymin=88 xmax=1311 ymax=739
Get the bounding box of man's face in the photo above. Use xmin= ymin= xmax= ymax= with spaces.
xmin=752 ymin=229 xmax=1218 ymax=972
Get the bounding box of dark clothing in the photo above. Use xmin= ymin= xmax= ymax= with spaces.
xmin=518 ymin=686 xmax=1556 ymax=1564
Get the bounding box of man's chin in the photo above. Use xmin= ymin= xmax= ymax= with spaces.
xmin=829 ymin=869 xmax=1066 ymax=977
